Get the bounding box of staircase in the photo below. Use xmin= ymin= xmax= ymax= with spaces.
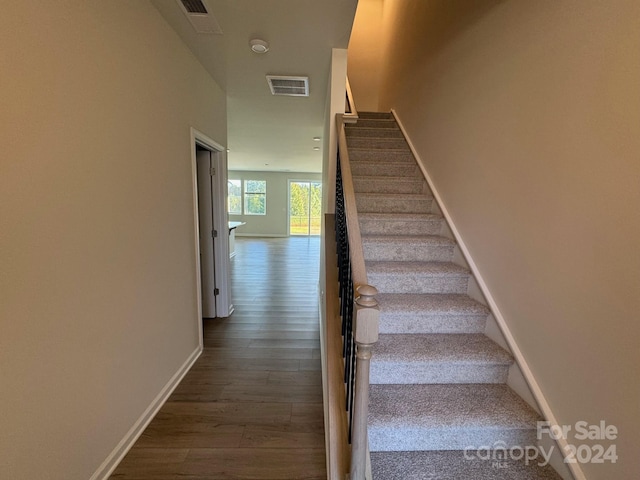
xmin=345 ymin=112 xmax=563 ymax=479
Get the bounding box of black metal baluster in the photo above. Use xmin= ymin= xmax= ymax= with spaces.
xmin=335 ymin=150 xmax=360 ymax=444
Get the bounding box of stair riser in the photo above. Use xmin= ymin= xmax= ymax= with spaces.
xmin=370 ymin=363 xmax=509 ymax=385
xmin=378 ymin=314 xmax=487 ymax=334
xmin=368 ymin=272 xmax=469 ymax=294
xmin=351 ymin=119 xmax=399 ymax=129
xmin=347 ymin=138 xmax=408 ymax=149
xmin=368 ymin=427 xmax=539 ymax=452
xmin=363 ymin=243 xmax=454 ymax=262
xmin=359 ymin=218 xmax=443 ymax=236
xmin=351 ymin=163 xmax=418 ymax=177
xmin=356 ymin=196 xmax=433 ymax=214
xmin=354 ymin=178 xmax=425 ymax=194
xmin=349 ymin=150 xmax=415 ymax=163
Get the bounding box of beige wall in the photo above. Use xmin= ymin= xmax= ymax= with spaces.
xmin=0 ymin=1 xmax=226 ymax=479
xmin=228 ymin=171 xmax=322 ymax=236
xmin=361 ymin=1 xmax=640 ymax=478
xmin=347 ymin=0 xmax=384 ymax=112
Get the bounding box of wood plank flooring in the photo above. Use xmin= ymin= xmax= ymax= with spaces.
xmin=110 ymin=237 xmax=325 ymax=480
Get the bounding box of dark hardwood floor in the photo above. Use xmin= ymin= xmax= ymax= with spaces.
xmin=111 ymin=236 xmax=325 ymax=480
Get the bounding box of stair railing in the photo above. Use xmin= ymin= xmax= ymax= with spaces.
xmin=335 ymin=112 xmax=379 ymax=480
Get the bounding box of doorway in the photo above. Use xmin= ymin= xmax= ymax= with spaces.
xmin=190 ymin=128 xmax=232 ymax=341
xmin=196 ymin=146 xmax=217 ymax=318
xmin=288 ymin=180 xmax=322 ymax=236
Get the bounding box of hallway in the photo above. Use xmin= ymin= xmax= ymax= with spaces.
xmin=111 ymin=237 xmax=325 ymax=479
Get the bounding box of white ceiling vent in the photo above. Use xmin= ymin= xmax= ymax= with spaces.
xmin=266 ymin=76 xmax=309 ymax=97
xmin=177 ymin=0 xmax=222 ymax=34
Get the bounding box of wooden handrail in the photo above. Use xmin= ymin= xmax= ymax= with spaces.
xmin=333 ymin=108 xmax=379 ymax=480
xmin=336 ymin=117 xmax=367 ymax=289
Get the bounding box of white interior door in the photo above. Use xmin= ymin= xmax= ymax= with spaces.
xmin=196 ymin=148 xmax=217 ymax=318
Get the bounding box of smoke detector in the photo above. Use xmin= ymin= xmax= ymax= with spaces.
xmin=266 ymin=75 xmax=309 ymax=97
xmin=250 ymin=39 xmax=269 ymax=54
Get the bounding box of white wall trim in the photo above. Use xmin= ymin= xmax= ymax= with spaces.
xmin=90 ymin=346 xmax=202 ymax=480
xmin=391 ymin=109 xmax=584 ymax=480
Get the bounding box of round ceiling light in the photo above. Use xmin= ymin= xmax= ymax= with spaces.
xmin=250 ymin=39 xmax=269 ymax=54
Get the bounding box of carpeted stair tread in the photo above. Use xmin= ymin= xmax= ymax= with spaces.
xmin=353 ymin=176 xmax=426 ymax=194
xmin=377 ymin=293 xmax=489 ymax=334
xmin=377 ymin=293 xmax=489 ymax=316
xmin=349 ymin=118 xmax=399 ymax=129
xmin=357 ymin=111 xmax=393 ymax=119
xmin=371 ymin=334 xmax=513 ymax=384
xmin=366 ymin=260 xmax=469 ymax=276
xmin=359 ymin=213 xmax=444 ymax=236
xmin=362 ymin=234 xmax=454 ymax=245
xmin=345 ymin=127 xmax=405 ymax=139
xmin=351 ymin=162 xmax=418 ymax=178
xmin=347 ymin=137 xmax=409 ymax=149
xmin=370 ymin=451 xmax=563 ymax=480
xmin=356 ymin=192 xmax=434 ymax=214
xmin=348 ymin=148 xmax=415 ymax=163
xmin=357 ymin=192 xmax=432 ymax=199
xmin=359 ymin=212 xmax=442 ymax=221
xmin=373 ymin=334 xmax=513 ymax=366
xmin=362 ymin=235 xmax=455 ymax=262
xmin=352 ymin=175 xmax=423 ymax=182
xmin=366 ymin=261 xmax=470 ymax=294
xmin=368 ymin=384 xmax=541 ymax=451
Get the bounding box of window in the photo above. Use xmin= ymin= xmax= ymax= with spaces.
xmin=244 ymin=180 xmax=267 ymax=215
xmin=226 ymin=179 xmax=267 ymax=215
xmin=227 ymin=179 xmax=242 ymax=214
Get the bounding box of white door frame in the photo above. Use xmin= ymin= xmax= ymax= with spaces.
xmin=190 ymin=128 xmax=232 ymax=344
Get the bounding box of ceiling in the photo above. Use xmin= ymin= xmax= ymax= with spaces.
xmin=151 ymin=0 xmax=358 ymax=173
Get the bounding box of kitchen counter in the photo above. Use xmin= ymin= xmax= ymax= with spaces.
xmin=228 ymin=221 xmax=245 ymax=258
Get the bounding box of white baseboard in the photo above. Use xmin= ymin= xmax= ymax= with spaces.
xmin=391 ymin=109 xmax=584 ymax=480
xmin=89 ymin=346 xmax=202 ymax=480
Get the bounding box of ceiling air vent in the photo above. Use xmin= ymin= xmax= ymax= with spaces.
xmin=180 ymin=0 xmax=207 ymax=14
xmin=176 ymin=0 xmax=222 ymax=34
xmin=266 ymin=76 xmax=309 ymax=97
